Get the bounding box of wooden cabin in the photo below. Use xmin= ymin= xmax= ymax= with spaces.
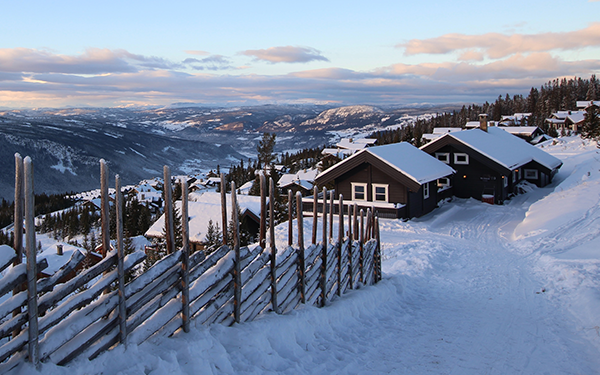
xmin=420 ymin=115 xmax=562 ymax=204
xmin=310 ymin=142 xmax=455 ymax=219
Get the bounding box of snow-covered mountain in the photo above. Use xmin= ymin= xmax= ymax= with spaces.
xmin=0 ymin=104 xmax=453 ymax=200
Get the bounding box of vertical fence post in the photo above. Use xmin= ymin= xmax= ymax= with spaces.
xmin=100 ymin=159 xmax=110 ymax=257
xmin=366 ymin=209 xmax=372 ymax=242
xmin=337 ymin=194 xmax=343 ymax=296
xmin=269 ymin=178 xmax=279 ymax=314
xmin=115 ymin=175 xmax=127 ymax=345
xmin=359 ymin=209 xmax=364 ymax=284
xmin=181 ymin=179 xmax=190 ymax=333
xmin=375 ymin=213 xmax=382 ymax=283
xmin=12 ymin=153 xmax=24 ymax=338
xmin=259 ymin=173 xmax=266 ymax=249
xmin=320 ymin=187 xmax=328 ymax=307
xmin=24 ymin=157 xmax=39 ymax=368
xmin=231 ymin=182 xmax=241 ymax=324
xmin=312 ymin=186 xmax=317 ymax=245
xmin=220 ymin=173 xmax=228 ymax=246
xmin=163 ymin=166 xmax=174 ymax=255
xmin=328 ymin=190 xmax=334 ymax=241
xmin=347 ymin=203 xmax=354 ymax=290
xmin=287 ymin=190 xmax=293 ymax=247
xmin=353 ymin=203 xmax=358 ymax=241
xmin=296 ymin=192 xmax=305 ymax=304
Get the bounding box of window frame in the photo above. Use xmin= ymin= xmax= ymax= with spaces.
xmin=524 ymin=169 xmax=538 ymax=180
xmin=351 ymin=182 xmax=368 ymax=201
xmin=454 ymin=153 xmax=469 ymax=165
xmin=423 ymin=182 xmax=430 ymax=199
xmin=437 ymin=177 xmax=451 ymax=189
xmin=372 ymin=183 xmax=389 ymax=203
xmin=435 ymin=152 xmax=450 ymax=164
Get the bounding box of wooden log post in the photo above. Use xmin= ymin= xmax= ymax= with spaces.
xmin=163 ymin=166 xmax=175 ymax=255
xmin=359 ymin=209 xmax=364 ymax=283
xmin=366 ymin=209 xmax=372 ymax=242
xmin=347 ymin=203 xmax=354 ymax=290
xmin=269 ymin=178 xmax=279 ymax=314
xmin=375 ymin=213 xmax=382 ymax=283
xmin=231 ymin=182 xmax=241 ymax=324
xmin=115 ymin=175 xmax=128 ymax=345
xmin=24 ymin=156 xmax=39 ymax=368
xmin=328 ymin=190 xmax=334 ymax=241
xmin=220 ymin=173 xmax=228 ymax=246
xmin=288 ymin=190 xmax=293 ymax=247
xmin=296 ymin=192 xmax=306 ymax=304
xmin=12 ymin=153 xmax=24 ymax=338
xmin=259 ymin=173 xmax=267 ymax=249
xmin=312 ymin=186 xmax=318 ymax=245
xmin=181 ymin=179 xmax=190 ymax=333
xmin=353 ymin=203 xmax=358 ymax=241
xmin=320 ymin=187 xmax=328 ymax=307
xmin=100 ymin=159 xmax=110 ymax=257
xmin=337 ymin=194 xmax=343 ymax=296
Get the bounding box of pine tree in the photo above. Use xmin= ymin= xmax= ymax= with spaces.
xmin=581 ymin=103 xmax=600 ymax=146
xmin=257 ymin=132 xmax=276 ymax=168
xmin=204 ymin=219 xmax=222 ymax=254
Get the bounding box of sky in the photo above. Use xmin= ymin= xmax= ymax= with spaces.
xmin=1 ymin=0 xmax=599 ymax=109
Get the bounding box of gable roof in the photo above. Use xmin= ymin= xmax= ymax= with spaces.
xmin=315 ymin=142 xmax=455 ymax=192
xmin=146 ymin=192 xmax=263 ymax=243
xmin=421 ymin=127 xmax=562 ymax=172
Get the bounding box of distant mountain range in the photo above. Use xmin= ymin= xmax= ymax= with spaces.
xmin=0 ymin=104 xmax=458 ymax=200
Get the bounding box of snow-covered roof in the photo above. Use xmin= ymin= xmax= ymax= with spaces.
xmin=336 ymin=138 xmax=377 ymax=151
xmin=498 ymin=126 xmax=540 ymax=136
xmin=365 ymin=143 xmax=455 ymax=185
xmin=552 ymin=111 xmax=585 ymax=123
xmin=465 ymin=121 xmax=480 ymax=128
xmin=577 ymin=100 xmax=599 ymax=108
xmin=433 ymin=127 xmax=462 ymax=134
xmin=425 ymin=127 xmax=562 ymax=171
xmin=146 ymin=192 xmax=263 ymax=243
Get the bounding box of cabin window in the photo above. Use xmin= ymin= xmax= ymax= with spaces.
xmin=503 ymin=176 xmax=508 ymax=188
xmin=351 ymin=182 xmax=367 ymax=201
xmin=435 ymin=152 xmax=450 ymax=164
xmin=512 ymin=170 xmax=517 ymax=183
xmin=518 ymin=169 xmax=522 ymax=180
xmin=437 ymin=177 xmax=450 ymax=189
xmin=524 ymin=169 xmax=538 ymax=179
xmin=423 ymin=183 xmax=430 ymax=199
xmin=372 ymin=184 xmax=389 ymax=202
xmin=454 ymin=153 xmax=469 ymax=165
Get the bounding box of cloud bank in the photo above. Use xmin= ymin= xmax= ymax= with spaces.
xmin=1 ymin=25 xmax=599 ymax=108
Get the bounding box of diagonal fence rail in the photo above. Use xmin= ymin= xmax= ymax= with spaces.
xmin=0 ymin=157 xmax=382 ymax=371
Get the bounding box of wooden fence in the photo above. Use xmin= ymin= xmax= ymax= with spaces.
xmin=0 ymin=156 xmax=381 ymax=371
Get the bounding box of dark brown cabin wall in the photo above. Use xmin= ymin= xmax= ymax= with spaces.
xmin=334 ymin=162 xmax=408 ymax=204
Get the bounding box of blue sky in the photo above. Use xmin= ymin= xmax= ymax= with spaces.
xmin=1 ymin=0 xmax=599 ymax=108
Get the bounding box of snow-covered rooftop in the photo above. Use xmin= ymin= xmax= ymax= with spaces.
xmin=428 ymin=127 xmax=562 ymax=171
xmin=146 ymin=192 xmax=263 ymax=243
xmin=363 ymin=142 xmax=455 ymax=185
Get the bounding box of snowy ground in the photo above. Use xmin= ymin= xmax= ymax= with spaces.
xmin=8 ymin=136 xmax=600 ymax=374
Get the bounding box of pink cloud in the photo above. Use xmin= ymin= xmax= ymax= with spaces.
xmin=398 ymin=23 xmax=600 ymax=58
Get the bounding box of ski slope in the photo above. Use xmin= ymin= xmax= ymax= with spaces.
xmin=8 ymin=136 xmax=600 ymax=374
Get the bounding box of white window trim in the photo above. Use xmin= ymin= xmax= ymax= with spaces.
xmin=524 ymin=169 xmax=538 ymax=179
xmin=512 ymin=170 xmax=517 ymax=183
xmin=437 ymin=177 xmax=450 ymax=189
xmin=351 ymin=182 xmax=368 ymax=201
xmin=503 ymin=175 xmax=508 ymax=188
xmin=435 ymin=152 xmax=450 ymax=164
xmin=423 ymin=182 xmax=430 ymax=199
xmin=454 ymin=153 xmax=469 ymax=165
xmin=372 ymin=183 xmax=389 ymax=203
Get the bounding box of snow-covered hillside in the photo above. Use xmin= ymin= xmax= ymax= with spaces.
xmin=8 ymin=136 xmax=600 ymax=374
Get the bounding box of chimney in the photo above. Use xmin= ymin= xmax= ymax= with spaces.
xmin=57 ymin=244 xmax=63 ymax=256
xmin=479 ymin=114 xmax=488 ymax=132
